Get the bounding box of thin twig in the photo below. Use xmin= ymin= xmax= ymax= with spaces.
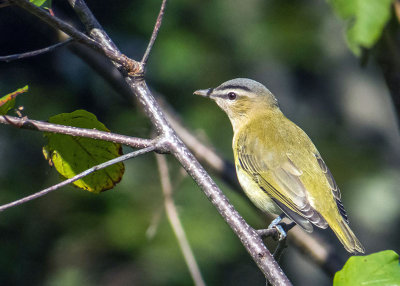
xmin=141 ymin=0 xmax=167 ymax=67
xmin=0 ymin=146 xmax=155 ymax=212
xmin=156 ymin=154 xmax=206 ymax=286
xmin=0 ymin=115 xmax=160 ymax=151
xmin=0 ymin=38 xmax=74 ymax=62
xmin=10 ymin=0 xmax=140 ymax=74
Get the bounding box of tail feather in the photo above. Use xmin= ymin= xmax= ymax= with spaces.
xmin=331 ymin=220 xmax=365 ymax=254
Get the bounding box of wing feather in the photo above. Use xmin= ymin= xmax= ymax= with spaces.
xmin=236 ymin=134 xmax=328 ymax=229
xmin=314 ymin=154 xmax=349 ymax=224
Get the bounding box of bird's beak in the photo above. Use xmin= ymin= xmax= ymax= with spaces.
xmin=193 ymin=89 xmax=211 ymax=97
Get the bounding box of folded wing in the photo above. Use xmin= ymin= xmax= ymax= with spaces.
xmin=236 ymin=133 xmax=328 ymax=232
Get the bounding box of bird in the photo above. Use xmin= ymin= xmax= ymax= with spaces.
xmin=194 ymin=78 xmax=365 ymax=254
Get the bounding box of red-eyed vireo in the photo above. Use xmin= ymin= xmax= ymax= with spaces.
xmin=194 ymin=78 xmax=364 ymax=254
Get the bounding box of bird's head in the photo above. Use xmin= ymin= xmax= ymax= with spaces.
xmin=194 ymin=78 xmax=279 ymax=128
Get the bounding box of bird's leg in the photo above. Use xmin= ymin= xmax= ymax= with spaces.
xmin=268 ymin=213 xmax=287 ymax=241
xmin=257 ymin=214 xmax=296 ymax=241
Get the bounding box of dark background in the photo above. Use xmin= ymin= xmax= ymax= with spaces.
xmin=0 ymin=0 xmax=399 ymax=285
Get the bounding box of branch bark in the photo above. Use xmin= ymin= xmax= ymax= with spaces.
xmin=0 ymin=115 xmax=156 ymax=150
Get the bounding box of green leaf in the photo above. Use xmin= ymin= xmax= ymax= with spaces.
xmin=328 ymin=0 xmax=393 ymax=56
xmin=43 ymin=110 xmax=125 ymax=194
xmin=0 ymin=85 xmax=29 ymax=115
xmin=30 ymin=0 xmax=52 ymax=9
xmin=334 ymin=250 xmax=400 ymax=286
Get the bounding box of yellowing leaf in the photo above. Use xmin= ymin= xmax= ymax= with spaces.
xmin=43 ymin=110 xmax=125 ymax=194
xmin=0 ymin=85 xmax=28 ymax=115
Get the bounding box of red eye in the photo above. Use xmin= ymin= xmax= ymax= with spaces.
xmin=228 ymin=92 xmax=237 ymax=100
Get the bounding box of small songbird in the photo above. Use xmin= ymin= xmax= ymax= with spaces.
xmin=194 ymin=78 xmax=364 ymax=253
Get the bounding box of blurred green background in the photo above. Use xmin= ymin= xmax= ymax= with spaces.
xmin=0 ymin=0 xmax=399 ymax=285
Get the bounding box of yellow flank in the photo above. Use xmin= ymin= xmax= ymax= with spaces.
xmin=194 ymin=78 xmax=365 ymax=254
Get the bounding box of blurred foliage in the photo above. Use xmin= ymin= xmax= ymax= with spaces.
xmin=327 ymin=0 xmax=393 ymax=56
xmin=0 ymin=0 xmax=399 ymax=285
xmin=334 ymin=250 xmax=400 ymax=285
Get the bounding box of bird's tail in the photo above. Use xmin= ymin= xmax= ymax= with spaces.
xmin=330 ymin=218 xmax=365 ymax=254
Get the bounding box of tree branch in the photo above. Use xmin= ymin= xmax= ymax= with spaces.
xmin=10 ymin=0 xmax=141 ymax=75
xmin=0 ymin=146 xmax=155 ymax=212
xmin=156 ymin=154 xmax=206 ymax=286
xmin=141 ymin=0 xmax=168 ymax=67
xmin=0 ymin=115 xmax=159 ymax=151
xmin=0 ymin=38 xmax=74 ymax=62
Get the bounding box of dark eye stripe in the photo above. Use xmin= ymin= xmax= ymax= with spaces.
xmin=216 ymin=85 xmax=251 ymax=92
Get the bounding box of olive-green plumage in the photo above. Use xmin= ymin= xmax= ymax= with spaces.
xmin=194 ymin=78 xmax=364 ymax=254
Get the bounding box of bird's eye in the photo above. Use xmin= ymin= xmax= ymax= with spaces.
xmin=228 ymin=92 xmax=237 ymax=100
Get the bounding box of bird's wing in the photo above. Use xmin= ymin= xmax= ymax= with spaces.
xmin=314 ymin=153 xmax=349 ymax=224
xmin=236 ymin=133 xmax=328 ymax=231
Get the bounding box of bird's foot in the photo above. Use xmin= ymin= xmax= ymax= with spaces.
xmin=268 ymin=215 xmax=287 ymax=241
xmin=257 ymin=215 xmax=296 ymax=241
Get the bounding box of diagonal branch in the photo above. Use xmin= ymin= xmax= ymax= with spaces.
xmin=0 ymin=38 xmax=74 ymax=62
xmin=68 ymin=0 xmax=118 ymax=52
xmin=0 ymin=146 xmax=155 ymax=212
xmin=156 ymin=154 xmax=206 ymax=286
xmin=10 ymin=0 xmax=140 ymax=74
xmin=141 ymin=0 xmax=168 ymax=67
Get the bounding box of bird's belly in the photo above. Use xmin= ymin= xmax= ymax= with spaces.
xmin=236 ymin=168 xmax=281 ymax=215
